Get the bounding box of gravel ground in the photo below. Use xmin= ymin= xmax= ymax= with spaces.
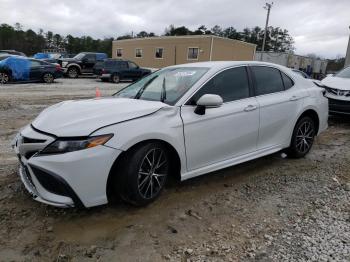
xmin=0 ymin=78 xmax=349 ymax=261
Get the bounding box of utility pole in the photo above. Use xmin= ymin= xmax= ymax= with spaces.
xmin=345 ymin=26 xmax=350 ymax=67
xmin=262 ymin=2 xmax=273 ymax=53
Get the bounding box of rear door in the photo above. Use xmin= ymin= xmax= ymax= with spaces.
xmin=250 ymin=66 xmax=306 ymax=149
xmin=181 ymin=66 xmax=260 ymax=171
xmin=29 ymin=60 xmax=43 ymax=81
xmin=82 ymin=54 xmax=96 ymax=73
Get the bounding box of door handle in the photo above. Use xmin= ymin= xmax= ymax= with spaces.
xmin=289 ymin=96 xmax=299 ymax=101
xmin=244 ymin=105 xmax=257 ymax=112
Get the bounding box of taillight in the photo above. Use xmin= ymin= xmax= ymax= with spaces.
xmin=55 ymin=64 xmax=62 ymax=71
xmin=101 ymin=68 xmax=106 ymax=74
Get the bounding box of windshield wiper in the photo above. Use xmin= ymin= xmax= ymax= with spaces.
xmin=160 ymin=77 xmax=167 ymax=103
xmin=134 ymin=75 xmax=158 ymax=99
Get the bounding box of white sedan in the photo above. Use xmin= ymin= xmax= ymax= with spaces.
xmin=12 ymin=61 xmax=328 ymax=208
xmin=322 ymin=66 xmax=350 ymax=115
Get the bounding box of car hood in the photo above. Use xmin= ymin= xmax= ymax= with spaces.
xmin=321 ymin=76 xmax=350 ymax=91
xmin=32 ymin=98 xmax=167 ymax=137
xmin=58 ymin=58 xmax=77 ymax=63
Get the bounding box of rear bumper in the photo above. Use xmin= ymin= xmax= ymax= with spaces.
xmin=328 ymin=98 xmax=350 ymax=115
xmin=100 ymin=73 xmax=111 ymax=79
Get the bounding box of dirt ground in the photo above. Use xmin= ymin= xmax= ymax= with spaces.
xmin=0 ymin=78 xmax=349 ymax=262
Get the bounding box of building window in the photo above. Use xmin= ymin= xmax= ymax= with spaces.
xmin=155 ymin=48 xmax=164 ymax=59
xmin=188 ymin=47 xmax=199 ymax=60
xmin=135 ymin=48 xmax=143 ymax=58
xmin=116 ymin=49 xmax=122 ymax=57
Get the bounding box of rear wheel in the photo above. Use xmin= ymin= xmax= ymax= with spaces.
xmin=0 ymin=72 xmax=10 ymax=84
xmin=115 ymin=142 xmax=170 ymax=206
xmin=43 ymin=73 xmax=54 ymax=83
xmin=111 ymin=74 xmax=120 ymax=83
xmin=67 ymin=67 xmax=79 ymax=78
xmin=287 ymin=116 xmax=316 ymax=158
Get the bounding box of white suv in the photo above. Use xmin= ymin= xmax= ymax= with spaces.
xmin=12 ymin=61 xmax=328 ymax=208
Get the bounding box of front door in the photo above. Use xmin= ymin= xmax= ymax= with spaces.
xmin=181 ymin=66 xmax=260 ymax=171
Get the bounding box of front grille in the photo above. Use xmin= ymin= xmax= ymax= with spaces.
xmin=328 ymin=98 xmax=350 ymax=106
xmin=30 ymin=166 xmax=69 ymax=197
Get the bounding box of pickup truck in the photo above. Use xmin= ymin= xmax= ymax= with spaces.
xmin=58 ymin=52 xmax=107 ymax=78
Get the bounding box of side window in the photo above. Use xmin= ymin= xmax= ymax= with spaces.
xmin=30 ymin=60 xmax=41 ymax=67
xmin=281 ymin=72 xmax=294 ymax=90
xmin=190 ymin=67 xmax=250 ymax=104
xmin=251 ymin=66 xmax=285 ymax=95
xmin=84 ymin=54 xmax=96 ymax=62
xmin=128 ymin=62 xmax=138 ymax=69
xmin=118 ymin=62 xmax=128 ymax=69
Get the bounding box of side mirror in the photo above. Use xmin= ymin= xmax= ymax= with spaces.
xmin=194 ymin=94 xmax=223 ymax=115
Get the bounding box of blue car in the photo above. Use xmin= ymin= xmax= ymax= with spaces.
xmin=0 ymin=56 xmax=63 ymax=84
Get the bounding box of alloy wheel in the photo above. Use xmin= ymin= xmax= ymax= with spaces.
xmin=43 ymin=73 xmax=54 ymax=83
xmin=112 ymin=75 xmax=120 ymax=83
xmin=68 ymin=68 xmax=78 ymax=78
xmin=137 ymin=148 xmax=168 ymax=199
xmin=295 ymin=120 xmax=315 ymax=154
xmin=0 ymin=73 xmax=9 ymax=84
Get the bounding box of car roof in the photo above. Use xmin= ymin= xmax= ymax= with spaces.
xmin=169 ymin=61 xmax=291 ymax=71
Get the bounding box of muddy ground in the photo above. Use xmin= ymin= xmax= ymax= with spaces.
xmin=0 ymin=78 xmax=349 ymax=262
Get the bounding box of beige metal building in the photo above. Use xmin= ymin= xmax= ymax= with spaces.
xmin=112 ymin=35 xmax=256 ymax=68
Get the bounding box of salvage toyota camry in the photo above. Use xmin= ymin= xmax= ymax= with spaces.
xmin=12 ymin=61 xmax=328 ymax=208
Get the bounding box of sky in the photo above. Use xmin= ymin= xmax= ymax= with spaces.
xmin=1 ymin=0 xmax=350 ymax=58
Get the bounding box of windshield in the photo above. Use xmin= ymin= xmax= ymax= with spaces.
xmin=73 ymin=53 xmax=85 ymax=60
xmin=114 ymin=67 xmax=209 ymax=105
xmin=335 ymin=67 xmax=350 ymax=79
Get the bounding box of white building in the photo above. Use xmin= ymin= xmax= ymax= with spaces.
xmin=255 ymin=51 xmax=328 ymax=77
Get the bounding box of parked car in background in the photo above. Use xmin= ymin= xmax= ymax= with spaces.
xmin=58 ymin=52 xmax=108 ymax=78
xmin=322 ymin=66 xmax=350 ymax=115
xmin=0 ymin=50 xmax=26 ymax=56
xmin=12 ymin=61 xmax=328 ymax=208
xmin=0 ymin=56 xmax=62 ymax=84
xmin=93 ymin=59 xmax=151 ymax=83
xmin=292 ymin=69 xmax=311 ymax=79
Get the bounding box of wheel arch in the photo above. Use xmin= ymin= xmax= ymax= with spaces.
xmin=106 ymin=139 xmax=182 ymax=202
xmin=67 ymin=64 xmax=81 ymax=74
xmin=297 ymin=108 xmax=320 ymax=135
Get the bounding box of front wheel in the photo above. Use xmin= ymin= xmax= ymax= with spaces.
xmin=0 ymin=72 xmax=10 ymax=84
xmin=115 ymin=142 xmax=170 ymax=206
xmin=67 ymin=67 xmax=79 ymax=78
xmin=287 ymin=116 xmax=316 ymax=158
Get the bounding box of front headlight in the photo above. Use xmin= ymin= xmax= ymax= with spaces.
xmin=62 ymin=61 xmax=68 ymax=67
xmin=40 ymin=134 xmax=113 ymax=154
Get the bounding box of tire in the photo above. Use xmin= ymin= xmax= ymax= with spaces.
xmin=111 ymin=74 xmax=120 ymax=83
xmin=287 ymin=116 xmax=316 ymax=158
xmin=0 ymin=72 xmax=10 ymax=84
xmin=42 ymin=73 xmax=54 ymax=83
xmin=115 ymin=142 xmax=170 ymax=206
xmin=67 ymin=67 xmax=79 ymax=78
